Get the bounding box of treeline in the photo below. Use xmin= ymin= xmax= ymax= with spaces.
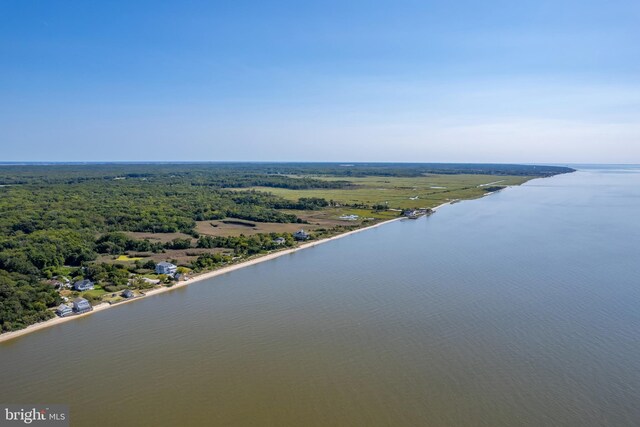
xmin=0 ymin=270 xmax=60 ymax=332
xmin=0 ymin=164 xmax=351 ymax=189
xmin=96 ymin=233 xmax=167 ymax=254
xmin=243 ymin=163 xmax=574 ymax=177
xmin=229 ymin=193 xmax=328 ymax=211
xmin=0 ymin=162 xmax=573 ymax=187
xmin=191 ymin=175 xmax=350 ymax=190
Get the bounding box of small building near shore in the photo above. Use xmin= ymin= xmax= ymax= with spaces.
xmin=273 ymin=237 xmax=286 ymax=245
xmin=121 ymin=289 xmax=134 ymax=299
xmin=72 ymin=298 xmax=92 ymax=314
xmin=293 ymin=230 xmax=309 ymax=241
xmin=55 ymin=304 xmax=73 ymax=317
xmin=403 ymin=208 xmax=432 ymax=218
xmin=73 ymin=279 xmax=94 ymax=292
xmin=156 ymin=262 xmax=177 ymax=275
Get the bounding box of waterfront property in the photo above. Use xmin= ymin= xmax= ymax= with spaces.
xmin=73 ymin=279 xmax=94 ymax=291
xmin=55 ymin=304 xmax=73 ymax=317
xmin=121 ymin=289 xmax=134 ymax=299
xmin=403 ymin=208 xmax=432 ymax=219
xmin=156 ymin=262 xmax=177 ymax=275
xmin=274 ymin=237 xmax=286 ymax=245
xmin=72 ymin=298 xmax=92 ymax=314
xmin=293 ymin=230 xmax=310 ymax=241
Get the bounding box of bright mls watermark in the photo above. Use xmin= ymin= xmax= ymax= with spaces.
xmin=0 ymin=405 xmax=68 ymax=426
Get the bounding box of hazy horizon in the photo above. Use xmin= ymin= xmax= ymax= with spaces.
xmin=1 ymin=161 xmax=638 ymax=167
xmin=2 ymin=160 xmax=636 ymax=168
xmin=2 ymin=1 xmax=639 ymax=163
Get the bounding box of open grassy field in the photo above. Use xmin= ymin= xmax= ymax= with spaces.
xmin=81 ymin=286 xmax=107 ymax=300
xmin=98 ymin=248 xmax=230 ymax=267
xmin=233 ymin=174 xmax=534 ymax=210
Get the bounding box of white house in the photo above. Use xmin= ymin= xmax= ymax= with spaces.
xmin=73 ymin=279 xmax=94 ymax=292
xmin=156 ymin=262 xmax=177 ymax=275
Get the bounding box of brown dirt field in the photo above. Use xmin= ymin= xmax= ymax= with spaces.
xmin=125 ymin=231 xmax=195 ymax=243
xmin=195 ymin=220 xmax=323 ymax=237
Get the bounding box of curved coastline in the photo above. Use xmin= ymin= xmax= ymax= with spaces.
xmin=0 ymin=202 xmax=452 ymax=344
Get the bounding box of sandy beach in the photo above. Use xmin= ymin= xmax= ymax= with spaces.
xmin=0 ymin=203 xmax=451 ymax=344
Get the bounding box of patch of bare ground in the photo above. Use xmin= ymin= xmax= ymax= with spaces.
xmin=125 ymin=231 xmax=195 ymax=243
xmin=195 ymin=219 xmax=321 ymax=237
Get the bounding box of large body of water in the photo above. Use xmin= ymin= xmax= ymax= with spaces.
xmin=1 ymin=167 xmax=639 ymax=426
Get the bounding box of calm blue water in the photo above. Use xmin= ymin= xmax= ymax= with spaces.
xmin=1 ymin=167 xmax=639 ymax=426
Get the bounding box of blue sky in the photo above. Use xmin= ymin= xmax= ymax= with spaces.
xmin=1 ymin=0 xmax=639 ymax=162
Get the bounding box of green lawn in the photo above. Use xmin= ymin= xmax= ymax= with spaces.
xmin=116 ymin=255 xmax=143 ymax=261
xmin=82 ymin=285 xmax=107 ymax=299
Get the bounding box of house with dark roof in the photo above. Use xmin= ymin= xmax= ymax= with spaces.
xmin=121 ymin=289 xmax=134 ymax=299
xmin=72 ymin=297 xmax=92 ymax=314
xmin=73 ymin=279 xmax=94 ymax=292
xmin=293 ymin=230 xmax=309 ymax=241
xmin=273 ymin=237 xmax=286 ymax=245
xmin=155 ymin=262 xmax=177 ymax=275
xmin=55 ymin=304 xmax=73 ymax=317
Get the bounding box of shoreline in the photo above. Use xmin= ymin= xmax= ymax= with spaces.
xmin=0 ymin=202 xmax=451 ymax=344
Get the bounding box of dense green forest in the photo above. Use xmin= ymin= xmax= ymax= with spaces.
xmin=0 ymin=163 xmax=573 ymax=332
xmin=0 ymin=167 xmax=337 ymax=331
xmin=0 ymin=162 xmax=573 ymax=185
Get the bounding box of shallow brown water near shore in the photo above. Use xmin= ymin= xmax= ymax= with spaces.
xmin=1 ymin=167 xmax=640 ymax=426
